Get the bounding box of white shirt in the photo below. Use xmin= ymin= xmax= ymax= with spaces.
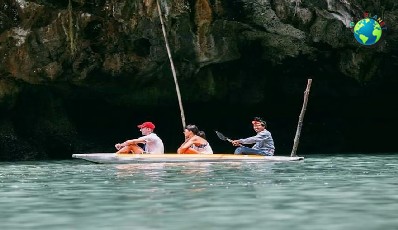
xmin=192 ymin=142 xmax=213 ymax=154
xmin=138 ymin=133 xmax=164 ymax=154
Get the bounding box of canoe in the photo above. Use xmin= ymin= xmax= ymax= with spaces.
xmin=72 ymin=153 xmax=304 ymax=164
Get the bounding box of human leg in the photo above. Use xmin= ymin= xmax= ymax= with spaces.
xmin=234 ymin=146 xmax=264 ymax=155
xmin=177 ymin=147 xmax=199 ymax=154
xmin=116 ymin=144 xmax=144 ymax=154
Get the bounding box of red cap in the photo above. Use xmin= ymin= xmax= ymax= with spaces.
xmin=137 ymin=121 xmax=155 ymax=130
xmin=252 ymin=120 xmax=266 ymax=127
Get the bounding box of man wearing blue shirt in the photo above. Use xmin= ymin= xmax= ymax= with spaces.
xmin=231 ymin=117 xmax=275 ymax=156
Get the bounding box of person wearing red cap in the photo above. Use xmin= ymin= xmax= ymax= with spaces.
xmin=177 ymin=124 xmax=213 ymax=154
xmin=115 ymin=121 xmax=164 ymax=154
xmin=231 ymin=117 xmax=275 ymax=156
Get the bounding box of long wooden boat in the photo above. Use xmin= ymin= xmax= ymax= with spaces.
xmin=72 ymin=153 xmax=304 ymax=164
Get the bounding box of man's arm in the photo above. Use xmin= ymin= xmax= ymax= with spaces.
xmin=118 ymin=137 xmax=146 ymax=147
xmin=235 ymin=131 xmax=269 ymax=145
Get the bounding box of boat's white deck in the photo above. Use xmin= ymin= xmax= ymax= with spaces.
xmin=72 ymin=153 xmax=304 ymax=164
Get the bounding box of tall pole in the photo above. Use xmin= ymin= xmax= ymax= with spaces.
xmin=156 ymin=0 xmax=186 ymax=129
xmin=291 ymin=79 xmax=312 ymax=157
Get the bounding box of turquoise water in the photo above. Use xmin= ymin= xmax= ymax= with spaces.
xmin=1 ymin=154 xmax=398 ymax=230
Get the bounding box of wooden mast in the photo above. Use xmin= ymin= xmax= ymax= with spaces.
xmin=291 ymin=79 xmax=312 ymax=157
xmin=156 ymin=0 xmax=186 ymax=129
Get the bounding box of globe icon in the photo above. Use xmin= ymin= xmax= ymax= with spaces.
xmin=353 ymin=18 xmax=382 ymax=45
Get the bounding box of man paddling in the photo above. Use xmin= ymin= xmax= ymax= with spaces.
xmin=231 ymin=117 xmax=275 ymax=156
xmin=115 ymin=121 xmax=164 ymax=154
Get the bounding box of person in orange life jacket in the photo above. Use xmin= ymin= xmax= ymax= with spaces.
xmin=115 ymin=121 xmax=164 ymax=154
xmin=231 ymin=117 xmax=275 ymax=156
xmin=177 ymin=124 xmax=213 ymax=154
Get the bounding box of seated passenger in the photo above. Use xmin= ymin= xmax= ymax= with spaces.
xmin=115 ymin=121 xmax=164 ymax=154
xmin=177 ymin=124 xmax=213 ymax=154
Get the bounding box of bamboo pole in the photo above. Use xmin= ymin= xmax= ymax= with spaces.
xmin=290 ymin=79 xmax=312 ymax=157
xmin=156 ymin=0 xmax=186 ymax=129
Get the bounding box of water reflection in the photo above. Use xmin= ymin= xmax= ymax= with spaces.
xmin=113 ymin=161 xmax=277 ymax=179
xmin=114 ymin=163 xmax=168 ymax=177
xmin=2 ymin=155 xmax=398 ymax=230
xmin=112 ymin=161 xmax=279 ymax=196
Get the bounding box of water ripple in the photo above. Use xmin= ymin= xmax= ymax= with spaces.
xmin=1 ymin=155 xmax=398 ymax=230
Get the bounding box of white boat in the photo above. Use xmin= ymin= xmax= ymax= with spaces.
xmin=72 ymin=153 xmax=304 ymax=164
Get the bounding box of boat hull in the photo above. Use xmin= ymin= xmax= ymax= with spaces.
xmin=72 ymin=153 xmax=304 ymax=164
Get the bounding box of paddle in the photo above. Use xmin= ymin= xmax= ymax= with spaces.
xmin=215 ymin=131 xmax=233 ymax=143
xmin=215 ymin=131 xmax=243 ymax=147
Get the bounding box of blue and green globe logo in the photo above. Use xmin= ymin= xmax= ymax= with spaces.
xmin=353 ymin=18 xmax=382 ymax=46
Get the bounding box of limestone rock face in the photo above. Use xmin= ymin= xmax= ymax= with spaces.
xmin=0 ymin=0 xmax=397 ymax=159
xmin=1 ymin=0 xmax=396 ymax=85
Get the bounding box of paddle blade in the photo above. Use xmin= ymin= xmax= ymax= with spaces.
xmin=215 ymin=131 xmax=227 ymax=141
